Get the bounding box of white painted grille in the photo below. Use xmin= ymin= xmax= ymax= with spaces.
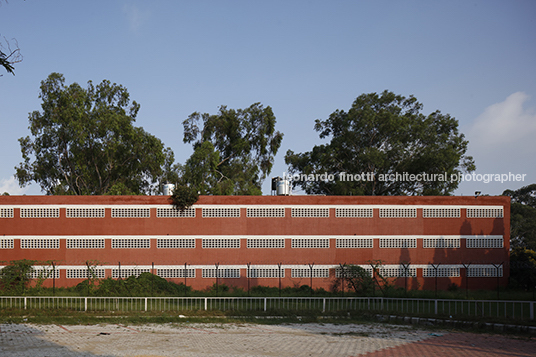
xmin=467 ymin=267 xmax=503 ymax=277
xmin=466 ymin=237 xmax=503 ymax=248
xmin=157 ymin=238 xmax=196 ymax=248
xmin=157 ymin=268 xmax=195 ymax=278
xmin=247 ymin=238 xmax=285 ymax=248
xmin=66 ymin=268 xmax=105 ymax=279
xmin=379 ymin=208 xmax=416 ymax=218
xmin=20 ymin=208 xmax=59 ymax=218
xmin=202 ymin=208 xmax=240 ymax=218
xmin=202 ymin=268 xmax=240 ymax=278
xmin=422 ymin=238 xmax=460 ymax=248
xmin=422 ymin=208 xmax=460 ymax=218
xmin=66 ymin=238 xmax=105 ymax=249
xmin=247 ymin=268 xmax=284 ymax=278
xmin=0 ymin=208 xmax=14 ymax=218
xmin=111 ymin=238 xmax=150 ymax=249
xmin=112 ymin=268 xmax=150 ymax=278
xmin=157 ymin=207 xmax=196 ymax=218
xmin=111 ymin=208 xmax=150 ymax=218
xmin=20 ymin=238 xmax=60 ymax=249
xmin=335 ymin=208 xmax=373 ymax=218
xmin=378 ymin=267 xmax=417 ymax=277
xmin=466 ymin=208 xmax=503 ymax=218
xmin=202 ymin=238 xmax=240 ymax=249
xmin=336 ymin=238 xmax=373 ymax=248
xmin=27 ymin=267 xmax=60 ymax=279
xmin=379 ymin=238 xmax=417 ymax=248
xmin=291 ymin=268 xmax=330 ymax=278
xmin=422 ymin=267 xmax=460 ymax=277
xmin=291 ymin=238 xmax=329 ymax=248
xmin=291 ymin=207 xmax=329 ymax=218
xmin=0 ymin=238 xmax=14 ymax=249
xmin=246 ymin=207 xmax=285 ymax=217
xmin=66 ymin=208 xmax=105 ymax=218
xmin=335 ymin=266 xmax=373 ymax=278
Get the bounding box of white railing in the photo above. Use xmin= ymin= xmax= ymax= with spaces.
xmin=0 ymin=296 xmax=533 ymax=321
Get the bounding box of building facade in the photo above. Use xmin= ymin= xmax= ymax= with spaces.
xmin=0 ymin=195 xmax=510 ymax=291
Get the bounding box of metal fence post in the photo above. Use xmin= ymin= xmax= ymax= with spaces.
xmin=435 ymin=300 xmax=438 ymax=315
xmin=24 ymin=297 xmax=27 ymax=310
xmin=145 ymin=297 xmax=148 ymax=312
xmin=530 ymin=302 xmax=534 ymax=321
xmin=204 ymin=297 xmax=208 ymax=311
xmin=84 ymin=297 xmax=87 ymax=312
xmin=264 ymin=298 xmax=267 ymax=312
xmin=322 ymin=298 xmax=326 ymax=313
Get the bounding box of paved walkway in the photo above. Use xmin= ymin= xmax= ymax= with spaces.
xmin=0 ymin=322 xmax=534 ymax=356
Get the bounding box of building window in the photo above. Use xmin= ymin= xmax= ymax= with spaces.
xmin=422 ymin=208 xmax=460 ymax=218
xmin=156 ymin=207 xmax=195 ymax=218
xmin=379 ymin=208 xmax=416 ymax=218
xmin=0 ymin=208 xmax=14 ymax=218
xmin=111 ymin=208 xmax=150 ymax=218
xmin=466 ymin=237 xmax=503 ymax=248
xmin=466 ymin=208 xmax=503 ymax=218
xmin=248 ymin=268 xmax=284 ymax=278
xmin=66 ymin=208 xmax=105 ymax=218
xmin=157 ymin=238 xmax=196 ymax=249
xmin=66 ymin=268 xmax=105 ymax=279
xmin=467 ymin=267 xmax=503 ymax=277
xmin=379 ymin=238 xmax=417 ymax=248
xmin=247 ymin=238 xmax=285 ymax=248
xmin=335 ymin=266 xmax=373 ymax=278
xmin=0 ymin=238 xmax=14 ymax=249
xmin=66 ymin=238 xmax=105 ymax=249
xmin=335 ymin=208 xmax=373 ymax=218
xmin=422 ymin=238 xmax=460 ymax=248
xmin=291 ymin=268 xmax=329 ymax=278
xmin=378 ymin=267 xmax=417 ymax=277
xmin=28 ymin=267 xmax=60 ymax=279
xmin=111 ymin=238 xmax=150 ymax=249
xmin=246 ymin=207 xmax=285 ymax=218
xmin=422 ymin=267 xmax=460 ymax=277
xmin=20 ymin=208 xmax=59 ymax=218
xmin=291 ymin=207 xmax=329 ymax=218
xmin=202 ymin=268 xmax=240 ymax=278
xmin=202 ymin=208 xmax=240 ymax=218
xmin=336 ymin=238 xmax=373 ymax=248
xmin=202 ymin=238 xmax=240 ymax=249
xmin=291 ymin=238 xmax=329 ymax=248
xmin=112 ymin=268 xmax=150 ymax=278
xmin=20 ymin=238 xmax=60 ymax=249
xmin=157 ymin=268 xmax=195 ymax=278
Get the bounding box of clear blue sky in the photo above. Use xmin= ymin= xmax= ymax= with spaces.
xmin=1 ymin=0 xmax=535 ymax=196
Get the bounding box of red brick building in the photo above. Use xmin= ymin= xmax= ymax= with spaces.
xmin=0 ymin=195 xmax=510 ymax=291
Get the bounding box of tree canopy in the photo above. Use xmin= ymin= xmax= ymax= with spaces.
xmin=503 ymin=184 xmax=536 ymax=250
xmin=180 ymin=103 xmax=283 ymax=195
xmin=16 ymin=73 xmax=168 ymax=195
xmin=285 ymin=90 xmax=475 ymax=195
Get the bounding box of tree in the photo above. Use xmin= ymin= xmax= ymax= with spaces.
xmin=181 ymin=103 xmax=283 ymax=195
xmin=503 ymin=184 xmax=536 ymax=250
xmin=0 ymin=259 xmax=35 ymax=295
xmin=285 ymin=91 xmax=475 ymax=195
xmin=0 ymin=37 xmax=22 ymax=75
xmin=15 ymin=73 xmax=169 ymax=195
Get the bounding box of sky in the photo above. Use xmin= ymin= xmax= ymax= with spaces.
xmin=1 ymin=0 xmax=535 ymax=197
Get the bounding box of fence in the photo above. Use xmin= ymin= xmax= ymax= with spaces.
xmin=1 ymin=296 xmax=534 ymax=321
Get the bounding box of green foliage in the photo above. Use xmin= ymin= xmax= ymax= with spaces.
xmin=503 ymin=184 xmax=536 ymax=250
xmin=332 ymin=265 xmax=375 ymax=294
xmin=15 ymin=73 xmax=170 ymax=195
xmin=181 ymin=103 xmax=283 ymax=195
xmin=170 ymin=184 xmax=199 ymax=211
xmin=509 ymin=248 xmax=536 ymax=291
xmin=285 ymin=90 xmax=475 ymax=195
xmin=0 ymin=260 xmax=36 ymax=295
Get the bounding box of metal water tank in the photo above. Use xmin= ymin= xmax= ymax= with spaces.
xmin=276 ymin=179 xmax=290 ymax=196
xmin=162 ymin=183 xmax=175 ymax=196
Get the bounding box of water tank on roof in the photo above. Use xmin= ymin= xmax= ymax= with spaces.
xmin=162 ymin=183 xmax=175 ymax=196
xmin=276 ymin=179 xmax=290 ymax=196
